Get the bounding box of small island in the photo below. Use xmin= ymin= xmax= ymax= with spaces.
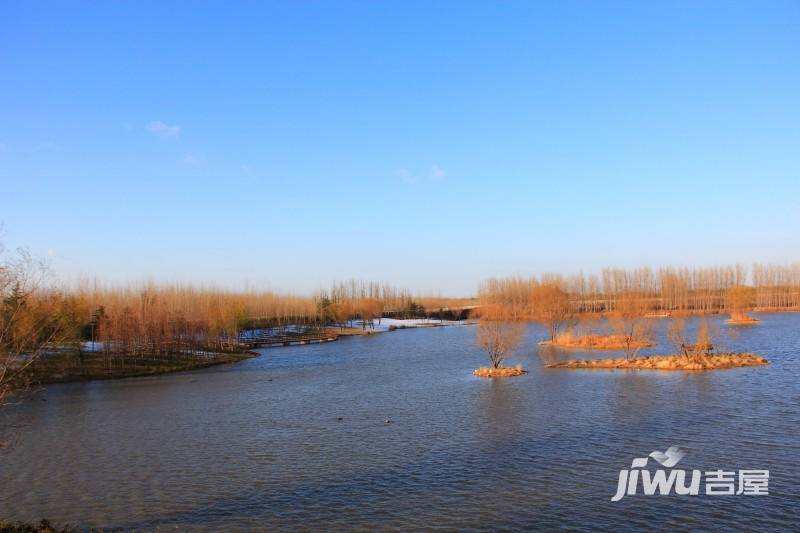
xmin=473 ymin=366 xmax=527 ymax=378
xmin=726 ymin=312 xmax=761 ymax=325
xmin=547 ymin=316 xmax=769 ymax=371
xmin=539 ymin=333 xmax=654 ymax=350
xmin=725 ymin=286 xmax=761 ymax=324
xmin=546 ymin=352 xmax=768 ymax=371
xmin=473 ymin=309 xmax=527 ymax=378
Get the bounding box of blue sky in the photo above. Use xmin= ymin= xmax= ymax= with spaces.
xmin=1 ymin=1 xmax=798 ymax=295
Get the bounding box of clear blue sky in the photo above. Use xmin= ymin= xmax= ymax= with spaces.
xmin=1 ymin=1 xmax=798 ymax=295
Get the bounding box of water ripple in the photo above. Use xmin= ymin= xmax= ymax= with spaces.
xmin=1 ymin=315 xmax=799 ymax=530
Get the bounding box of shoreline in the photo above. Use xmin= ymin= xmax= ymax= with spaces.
xmin=22 ymin=351 xmax=260 ymax=387
xmin=563 ymin=308 xmax=800 ymax=319
xmin=545 ymin=353 xmax=768 ymax=371
xmin=23 ymin=320 xmax=478 ymax=387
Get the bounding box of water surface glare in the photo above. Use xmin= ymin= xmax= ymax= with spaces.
xmin=2 ymin=314 xmax=799 ymax=530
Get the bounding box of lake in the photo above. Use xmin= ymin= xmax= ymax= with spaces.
xmin=1 ymin=314 xmax=798 ymax=530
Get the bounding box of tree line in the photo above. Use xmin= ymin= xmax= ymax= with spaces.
xmin=480 ymin=263 xmax=800 ymax=317
xmin=1 ymin=243 xmax=471 ymax=377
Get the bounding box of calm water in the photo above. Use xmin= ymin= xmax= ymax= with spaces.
xmin=2 ymin=314 xmax=799 ymax=531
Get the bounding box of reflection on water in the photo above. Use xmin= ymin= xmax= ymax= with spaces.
xmin=1 ymin=315 xmax=799 ymax=530
xmin=475 ymin=379 xmax=525 ymax=447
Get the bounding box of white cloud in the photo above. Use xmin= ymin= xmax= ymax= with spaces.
xmin=394 ymin=164 xmax=447 ymax=184
xmin=147 ymin=120 xmax=181 ymax=138
xmin=430 ymin=164 xmax=447 ymax=180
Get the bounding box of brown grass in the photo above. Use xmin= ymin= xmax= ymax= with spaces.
xmin=540 ymin=333 xmax=654 ymax=350
xmin=546 ymin=352 xmax=767 ymax=371
xmin=473 ymin=366 xmax=527 ymax=378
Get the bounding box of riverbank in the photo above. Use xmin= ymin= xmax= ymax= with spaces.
xmin=0 ymin=519 xmax=76 ymax=533
xmin=335 ymin=327 xmax=379 ymax=336
xmin=22 ymin=320 xmax=473 ymax=386
xmin=546 ymin=353 xmax=768 ymax=371
xmin=23 ymin=350 xmax=259 ymax=386
xmin=331 ymin=318 xmax=475 ymax=336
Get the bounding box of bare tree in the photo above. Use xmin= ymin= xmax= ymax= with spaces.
xmin=0 ymin=247 xmax=62 ymax=409
xmin=531 ymin=282 xmax=572 ymax=342
xmin=726 ymin=285 xmax=756 ymax=322
xmin=609 ymin=291 xmax=654 ymax=359
xmin=476 ymin=306 xmax=526 ymax=368
xmin=358 ymin=298 xmax=381 ymax=330
xmin=667 ymin=317 xmax=720 ymax=364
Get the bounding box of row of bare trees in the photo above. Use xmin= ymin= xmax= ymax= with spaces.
xmin=72 ymin=279 xmax=449 ymax=353
xmin=480 ymin=263 xmax=800 ymax=318
xmin=75 ymin=283 xmax=319 ymax=355
xmin=4 ymin=264 xmax=472 ymax=367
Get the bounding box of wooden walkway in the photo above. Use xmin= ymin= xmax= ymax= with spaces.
xmin=239 ymin=329 xmax=339 ymax=349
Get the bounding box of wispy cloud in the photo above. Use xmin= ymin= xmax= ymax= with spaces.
xmin=147 ymin=120 xmax=181 ymax=139
xmin=183 ymin=153 xmax=205 ymax=166
xmin=240 ymin=164 xmax=255 ymax=178
xmin=430 ymin=164 xmax=447 ymax=180
xmin=394 ymin=167 xmax=417 ymax=184
xmin=394 ymin=164 xmax=448 ymax=184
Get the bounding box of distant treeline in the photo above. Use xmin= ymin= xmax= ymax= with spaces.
xmin=56 ymin=282 xmax=468 ymax=355
xmin=480 ymin=263 xmax=800 ymax=317
xmin=1 ymin=247 xmax=472 ymax=377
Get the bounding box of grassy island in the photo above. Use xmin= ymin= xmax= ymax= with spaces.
xmin=539 ymin=333 xmax=655 ymax=350
xmin=546 ymin=352 xmax=767 ymax=371
xmin=473 ymin=366 xmax=527 ymax=378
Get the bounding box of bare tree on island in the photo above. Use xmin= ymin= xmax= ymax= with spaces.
xmin=609 ymin=291 xmax=655 ymax=359
xmin=477 ymin=320 xmax=525 ymax=369
xmin=475 ymin=305 xmax=526 ymax=376
xmin=667 ymin=316 xmax=721 ymax=365
xmin=726 ymin=285 xmax=759 ymax=324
